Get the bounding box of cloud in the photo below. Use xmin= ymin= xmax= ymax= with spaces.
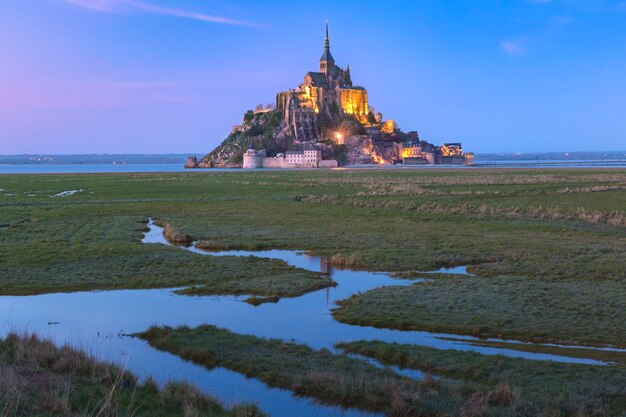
xmin=63 ymin=0 xmax=118 ymax=12
xmin=149 ymin=93 xmax=198 ymax=103
xmin=98 ymin=81 xmax=180 ymax=89
xmin=62 ymin=0 xmax=267 ymax=28
xmin=0 ymin=77 xmax=190 ymax=109
xmin=500 ymin=39 xmax=526 ymax=55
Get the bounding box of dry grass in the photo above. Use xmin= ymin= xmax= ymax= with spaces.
xmin=244 ymin=295 xmax=280 ymax=306
xmin=161 ymin=223 xmax=193 ymax=246
xmin=0 ymin=333 xmax=265 ymax=417
xmin=297 ymin=194 xmax=626 ymax=228
xmin=0 ymin=333 xmax=137 ymax=417
xmin=330 ymin=253 xmax=363 ymax=269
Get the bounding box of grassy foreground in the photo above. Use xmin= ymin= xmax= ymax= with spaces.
xmin=0 ymin=333 xmax=264 ymax=417
xmin=337 ymin=340 xmax=626 ymax=417
xmin=1 ymin=169 xmax=625 ymax=346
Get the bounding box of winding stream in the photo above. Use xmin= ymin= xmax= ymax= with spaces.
xmin=0 ymin=219 xmax=615 ymax=417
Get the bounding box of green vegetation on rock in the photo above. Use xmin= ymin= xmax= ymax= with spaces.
xmin=201 ymin=110 xmax=291 ymax=166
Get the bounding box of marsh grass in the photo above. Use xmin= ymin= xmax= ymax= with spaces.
xmin=333 ymin=276 xmax=626 ymax=347
xmin=337 ymin=340 xmax=626 ymax=417
xmin=1 ymin=169 xmax=624 ymax=345
xmin=0 ymin=210 xmax=330 ymax=298
xmin=298 ymin=194 xmax=626 ymax=228
xmin=389 ymin=271 xmax=472 ymax=280
xmin=161 ymin=222 xmax=193 ymax=246
xmin=137 ymin=325 xmax=470 ymax=416
xmin=0 ymin=333 xmax=265 ymax=417
xmin=436 ymin=336 xmax=626 ymax=366
xmin=243 ymin=295 xmax=280 ymax=306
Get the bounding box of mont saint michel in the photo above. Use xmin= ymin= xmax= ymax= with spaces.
xmin=188 ymin=23 xmax=473 ymax=169
xmin=4 ymin=2 xmax=625 ymax=417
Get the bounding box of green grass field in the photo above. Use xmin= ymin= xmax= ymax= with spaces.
xmin=1 ymin=168 xmax=625 ymax=416
xmin=1 ymin=169 xmax=624 ymax=346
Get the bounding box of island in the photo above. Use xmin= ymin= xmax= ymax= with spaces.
xmin=187 ymin=23 xmax=473 ymax=169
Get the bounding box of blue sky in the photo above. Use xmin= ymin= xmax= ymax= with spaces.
xmin=0 ymin=0 xmax=625 ymax=154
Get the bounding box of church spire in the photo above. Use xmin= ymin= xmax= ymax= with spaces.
xmin=320 ymin=20 xmax=335 ymax=74
xmin=325 ymin=19 xmax=330 ymax=50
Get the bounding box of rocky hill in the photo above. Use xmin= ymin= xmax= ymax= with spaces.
xmin=194 ymin=110 xmax=292 ymax=168
xmin=190 ymin=108 xmax=436 ymax=168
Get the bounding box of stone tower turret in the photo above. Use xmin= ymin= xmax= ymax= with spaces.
xmin=345 ymin=64 xmax=352 ymax=85
xmin=319 ymin=21 xmax=335 ymax=75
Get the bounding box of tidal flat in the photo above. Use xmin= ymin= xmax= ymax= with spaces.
xmin=0 ymin=168 xmax=625 ymax=416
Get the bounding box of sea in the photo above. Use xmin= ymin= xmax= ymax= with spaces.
xmin=1 ymin=160 xmax=625 ymax=174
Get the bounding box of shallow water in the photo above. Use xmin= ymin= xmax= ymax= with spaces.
xmin=51 ymin=189 xmax=83 ymax=197
xmin=0 ymin=219 xmax=611 ymax=417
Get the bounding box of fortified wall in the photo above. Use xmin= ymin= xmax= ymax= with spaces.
xmin=339 ymin=88 xmax=369 ymax=116
xmin=243 ymin=148 xmax=338 ymax=169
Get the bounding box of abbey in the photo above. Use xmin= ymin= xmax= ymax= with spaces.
xmin=276 ymin=22 xmax=369 ymax=142
xmin=194 ymin=22 xmax=473 ymax=168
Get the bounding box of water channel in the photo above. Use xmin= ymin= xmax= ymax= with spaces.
xmin=0 ymin=219 xmax=615 ymax=417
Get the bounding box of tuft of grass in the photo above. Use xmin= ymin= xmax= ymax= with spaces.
xmin=161 ymin=223 xmax=193 ymax=246
xmin=0 ymin=333 xmax=265 ymax=417
xmin=244 ymin=295 xmax=280 ymax=306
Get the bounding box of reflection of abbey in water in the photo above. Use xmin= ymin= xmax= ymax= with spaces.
xmin=276 ymin=22 xmax=369 ymax=142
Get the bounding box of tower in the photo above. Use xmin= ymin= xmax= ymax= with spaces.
xmin=319 ymin=20 xmax=335 ymax=75
xmin=345 ymin=64 xmax=352 ymax=85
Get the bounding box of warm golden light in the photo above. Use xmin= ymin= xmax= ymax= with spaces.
xmin=401 ymin=144 xmax=422 ymax=158
xmin=332 ymin=130 xmax=345 ymax=144
xmin=362 ymin=143 xmax=387 ymax=165
xmin=440 ymin=143 xmax=463 ymax=156
xmin=381 ymin=119 xmax=397 ymax=134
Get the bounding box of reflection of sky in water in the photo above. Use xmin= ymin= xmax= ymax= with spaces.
xmin=0 ymin=220 xmax=610 ymax=417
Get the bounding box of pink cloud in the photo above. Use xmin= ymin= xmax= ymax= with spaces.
xmin=149 ymin=93 xmax=199 ymax=103
xmin=61 ymin=0 xmax=268 ymax=28
xmin=63 ymin=0 xmax=119 ymax=12
xmin=0 ymin=78 xmax=186 ymax=109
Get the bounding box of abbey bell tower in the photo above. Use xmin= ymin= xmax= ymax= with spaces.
xmin=275 ymin=21 xmax=369 ymax=141
xmin=319 ymin=21 xmax=335 ymax=75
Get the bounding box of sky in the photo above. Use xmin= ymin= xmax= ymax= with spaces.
xmin=0 ymin=0 xmax=625 ymax=154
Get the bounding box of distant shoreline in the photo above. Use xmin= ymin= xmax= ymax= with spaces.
xmin=1 ymin=151 xmax=625 ymax=174
xmin=1 ymin=151 xmax=624 ymax=166
xmin=1 ymin=161 xmax=625 ymax=175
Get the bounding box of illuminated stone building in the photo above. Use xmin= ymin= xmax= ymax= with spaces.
xmin=276 ymin=22 xmax=369 ymax=142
